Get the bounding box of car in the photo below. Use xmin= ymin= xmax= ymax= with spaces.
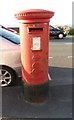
xmin=0 ymin=26 xmax=21 ymax=87
xmin=0 ymin=25 xmax=17 ymax=34
xmin=50 ymin=25 xmax=67 ymax=39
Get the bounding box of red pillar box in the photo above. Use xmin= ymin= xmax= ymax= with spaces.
xmin=15 ymin=9 xmax=54 ymax=86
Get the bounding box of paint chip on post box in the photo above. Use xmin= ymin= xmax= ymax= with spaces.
xmin=32 ymin=37 xmax=41 ymax=50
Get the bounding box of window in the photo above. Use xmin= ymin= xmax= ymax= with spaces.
xmin=0 ymin=27 xmax=20 ymax=44
xmin=50 ymin=26 xmax=55 ymax=30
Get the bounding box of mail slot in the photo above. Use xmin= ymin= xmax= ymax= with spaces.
xmin=29 ymin=28 xmax=43 ymax=32
xmin=15 ymin=9 xmax=54 ymax=86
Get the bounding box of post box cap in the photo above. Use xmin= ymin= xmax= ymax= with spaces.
xmin=15 ymin=9 xmax=54 ymax=20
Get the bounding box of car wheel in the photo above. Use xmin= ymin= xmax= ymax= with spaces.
xmin=0 ymin=66 xmax=16 ymax=87
xmin=58 ymin=33 xmax=64 ymax=39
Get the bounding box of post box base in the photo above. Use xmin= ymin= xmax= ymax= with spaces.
xmin=22 ymin=81 xmax=49 ymax=104
xmin=22 ymin=81 xmax=49 ymax=92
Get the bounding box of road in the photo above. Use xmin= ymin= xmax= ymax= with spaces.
xmin=1 ymin=36 xmax=73 ymax=119
xmin=48 ymin=36 xmax=73 ymax=87
xmin=49 ymin=36 xmax=73 ymax=68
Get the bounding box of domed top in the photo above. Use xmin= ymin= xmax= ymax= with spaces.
xmin=15 ymin=9 xmax=54 ymax=20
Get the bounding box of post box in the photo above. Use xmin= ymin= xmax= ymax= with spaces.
xmin=15 ymin=9 xmax=54 ymax=86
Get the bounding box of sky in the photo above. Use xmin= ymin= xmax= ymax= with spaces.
xmin=0 ymin=0 xmax=73 ymax=27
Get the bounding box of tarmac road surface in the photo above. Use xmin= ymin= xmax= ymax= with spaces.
xmin=49 ymin=36 xmax=73 ymax=68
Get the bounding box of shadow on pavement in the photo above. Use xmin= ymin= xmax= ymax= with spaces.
xmin=2 ymin=66 xmax=72 ymax=119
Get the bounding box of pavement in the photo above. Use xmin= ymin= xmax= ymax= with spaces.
xmin=1 ymin=67 xmax=72 ymax=119
xmin=2 ymin=84 xmax=72 ymax=119
xmin=1 ymin=36 xmax=73 ymax=119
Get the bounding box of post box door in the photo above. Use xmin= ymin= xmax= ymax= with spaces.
xmin=24 ymin=23 xmax=49 ymax=84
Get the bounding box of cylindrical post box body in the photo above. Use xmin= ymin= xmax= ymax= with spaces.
xmin=15 ymin=9 xmax=54 ymax=86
